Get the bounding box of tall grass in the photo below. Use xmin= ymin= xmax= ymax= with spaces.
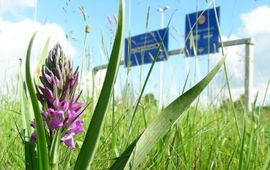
xmin=2 ymin=97 xmax=270 ymax=169
xmin=0 ymin=0 xmax=270 ymax=170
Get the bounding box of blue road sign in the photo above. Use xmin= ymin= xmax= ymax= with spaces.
xmin=185 ymin=7 xmax=220 ymax=57
xmin=125 ymin=28 xmax=169 ymax=67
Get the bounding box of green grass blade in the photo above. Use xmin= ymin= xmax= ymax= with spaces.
xmin=111 ymin=90 xmax=119 ymax=156
xmin=79 ymin=28 xmax=89 ymax=89
xmin=178 ymin=127 xmax=187 ymax=164
xmin=206 ymin=143 xmax=214 ymax=170
xmin=110 ymin=135 xmax=141 ymax=170
xmin=212 ymin=2 xmax=241 ymax=140
xmin=19 ymin=59 xmax=32 ymax=138
xmin=40 ymin=38 xmax=50 ymax=66
xmin=262 ymin=79 xmax=270 ymax=106
xmin=127 ymin=28 xmax=170 ymax=137
xmin=63 ymin=149 xmax=72 ymax=169
xmin=145 ymin=6 xmax=150 ymax=29
xmin=226 ymin=146 xmax=236 ymax=170
xmin=25 ymin=141 xmax=38 ymax=170
xmin=25 ymin=33 xmax=50 ymax=170
xmin=181 ymin=69 xmax=190 ymax=94
xmin=245 ymin=127 xmax=255 ymax=170
xmin=238 ymin=122 xmax=246 ymax=170
xmin=49 ymin=130 xmax=61 ymax=169
xmin=263 ymin=150 xmax=270 ymax=170
xmin=19 ymin=59 xmax=37 ymax=170
xmin=74 ymin=0 xmax=124 ymax=169
xmin=35 ymin=38 xmax=50 ymax=81
xmin=111 ymin=55 xmax=226 ymax=169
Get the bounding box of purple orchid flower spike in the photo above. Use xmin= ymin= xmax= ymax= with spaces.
xmin=31 ymin=43 xmax=86 ymax=149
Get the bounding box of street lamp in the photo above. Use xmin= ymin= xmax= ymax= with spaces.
xmin=157 ymin=6 xmax=170 ymax=28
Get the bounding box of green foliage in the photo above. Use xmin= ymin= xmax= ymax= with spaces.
xmin=219 ymin=94 xmax=246 ymax=113
xmin=74 ymin=0 xmax=124 ymax=169
xmin=141 ymin=93 xmax=157 ymax=108
xmin=25 ymin=33 xmax=50 ymax=170
xmin=1 ymin=96 xmax=270 ymax=169
xmin=1 ymin=1 xmax=270 ymax=170
xmin=111 ymin=55 xmax=226 ymax=169
xmin=19 ymin=59 xmax=37 ymax=170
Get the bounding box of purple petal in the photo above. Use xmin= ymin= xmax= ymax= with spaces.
xmin=47 ymin=108 xmax=55 ymax=115
xmin=70 ymin=102 xmax=84 ymax=112
xmin=53 ymin=99 xmax=60 ymax=108
xmin=39 ymin=87 xmax=54 ymax=103
xmin=65 ymin=110 xmax=79 ymax=123
xmin=45 ymin=73 xmax=52 ymax=84
xmin=71 ymin=93 xmax=80 ymax=102
xmin=48 ymin=108 xmax=64 ymax=119
xmin=65 ymin=120 xmax=83 ymax=135
xmin=56 ymin=110 xmax=65 ymax=119
xmin=68 ymin=75 xmax=78 ymax=90
xmin=30 ymin=131 xmax=37 ymax=142
xmin=53 ymin=99 xmax=69 ymax=111
xmin=41 ymin=110 xmax=48 ymax=117
xmin=53 ymin=76 xmax=60 ymax=89
xmin=48 ymin=118 xmax=63 ymax=130
xmin=61 ymin=134 xmax=75 ymax=149
xmin=60 ymin=100 xmax=69 ymax=111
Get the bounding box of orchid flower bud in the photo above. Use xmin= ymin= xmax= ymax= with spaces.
xmin=31 ymin=44 xmax=85 ymax=149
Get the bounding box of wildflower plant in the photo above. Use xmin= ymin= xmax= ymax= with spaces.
xmin=31 ymin=44 xmax=85 ymax=149
xmin=25 ymin=42 xmax=87 ymax=170
xmin=22 ymin=0 xmax=225 ymax=169
xmin=23 ymin=1 xmax=124 ymax=166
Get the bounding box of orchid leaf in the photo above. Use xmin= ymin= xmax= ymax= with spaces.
xmin=74 ymin=0 xmax=124 ymax=169
xmin=25 ymin=33 xmax=50 ymax=170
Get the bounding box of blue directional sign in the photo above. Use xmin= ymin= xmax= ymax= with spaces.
xmin=125 ymin=28 xmax=169 ymax=67
xmin=185 ymin=7 xmax=220 ymax=57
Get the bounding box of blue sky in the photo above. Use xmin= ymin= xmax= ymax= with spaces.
xmin=2 ymin=0 xmax=267 ymax=58
xmin=1 ymin=0 xmax=270 ymax=105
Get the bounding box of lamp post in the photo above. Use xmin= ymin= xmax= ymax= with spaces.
xmin=157 ymin=5 xmax=169 ymax=109
xmin=157 ymin=6 xmax=169 ymax=28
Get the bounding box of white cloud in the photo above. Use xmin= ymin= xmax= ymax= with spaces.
xmin=239 ymin=6 xmax=270 ymax=105
xmin=210 ymin=6 xmax=270 ymax=105
xmin=0 ymin=0 xmax=35 ymax=13
xmin=240 ymin=6 xmax=270 ymax=90
xmin=241 ymin=6 xmax=270 ymax=35
xmin=0 ymin=17 xmax=76 ymax=94
xmin=80 ymin=69 xmax=106 ymax=98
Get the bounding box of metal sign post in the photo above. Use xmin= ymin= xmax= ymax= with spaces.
xmin=245 ymin=39 xmax=254 ymax=112
xmin=158 ymin=5 xmax=169 ymax=109
xmin=92 ymin=69 xmax=96 ymax=107
xmin=92 ymin=38 xmax=254 ymax=112
xmin=222 ymin=38 xmax=254 ymax=112
xmin=124 ymin=27 xmax=169 ymax=110
xmin=185 ymin=7 xmax=220 ymax=105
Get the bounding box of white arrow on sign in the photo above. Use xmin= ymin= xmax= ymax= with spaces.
xmin=203 ymin=33 xmax=213 ymax=39
xmin=198 ymin=48 xmax=204 ymax=53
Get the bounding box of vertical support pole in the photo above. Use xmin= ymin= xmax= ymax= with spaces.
xmin=159 ymin=11 xmax=164 ymax=109
xmin=157 ymin=5 xmax=169 ymax=109
xmin=207 ymin=55 xmax=210 ymax=102
xmin=245 ymin=39 xmax=254 ymax=112
xmin=92 ymin=69 xmax=96 ymax=108
xmin=34 ymin=0 xmax=37 ymax=21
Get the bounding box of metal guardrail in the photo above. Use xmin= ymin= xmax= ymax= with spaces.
xmin=92 ymin=38 xmax=253 ymax=72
